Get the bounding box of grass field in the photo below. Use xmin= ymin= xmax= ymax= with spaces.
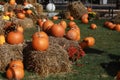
xmin=0 ymin=19 xmax=120 ymax=80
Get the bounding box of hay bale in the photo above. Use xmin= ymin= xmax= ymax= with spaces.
xmin=32 ymin=3 xmax=43 ymax=15
xmin=64 ymin=11 xmax=71 ymax=19
xmin=0 ymin=43 xmax=23 ymax=72
xmin=112 ymin=13 xmax=120 ymax=24
xmin=23 ymin=36 xmax=72 ymax=77
xmin=67 ymin=1 xmax=88 ymax=19
xmin=13 ymin=17 xmax=34 ymax=28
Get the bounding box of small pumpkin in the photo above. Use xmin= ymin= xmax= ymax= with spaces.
xmin=9 ymin=0 xmax=16 ymax=5
xmin=90 ymin=23 xmax=97 ymax=29
xmin=81 ymin=13 xmax=88 ymax=20
xmin=69 ymin=16 xmax=74 ymax=21
xmin=6 ymin=31 xmax=24 ymax=44
xmin=115 ymin=24 xmax=120 ymax=32
xmin=66 ymin=28 xmax=78 ymax=41
xmin=6 ymin=66 xmax=24 ymax=80
xmin=51 ymin=24 xmax=65 ymax=37
xmin=68 ymin=21 xmax=76 ymax=28
xmin=16 ymin=25 xmax=24 ymax=33
xmin=17 ymin=13 xmax=25 ymax=19
xmin=42 ymin=20 xmax=54 ymax=32
xmin=107 ymin=22 xmax=115 ymax=29
xmin=80 ymin=37 xmax=95 ymax=49
xmin=26 ymin=9 xmax=32 ymax=15
xmin=9 ymin=60 xmax=24 ymax=69
xmin=87 ymin=7 xmax=92 ymax=12
xmin=82 ymin=18 xmax=88 ymax=24
xmin=0 ymin=35 xmax=5 ymax=45
xmin=52 ymin=16 xmax=58 ymax=20
xmin=59 ymin=20 xmax=67 ymax=29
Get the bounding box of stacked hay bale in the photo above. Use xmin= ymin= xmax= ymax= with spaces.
xmin=67 ymin=1 xmax=88 ymax=19
xmin=23 ymin=36 xmax=76 ymax=77
xmin=0 ymin=43 xmax=23 ymax=72
xmin=112 ymin=13 xmax=120 ymax=24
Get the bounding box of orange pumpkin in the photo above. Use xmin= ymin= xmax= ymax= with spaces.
xmin=107 ymin=22 xmax=115 ymax=29
xmin=81 ymin=13 xmax=88 ymax=19
xmin=6 ymin=31 xmax=24 ymax=44
xmin=82 ymin=18 xmax=88 ymax=24
xmin=68 ymin=21 xmax=76 ymax=28
xmin=32 ymin=36 xmax=49 ymax=51
xmin=104 ymin=21 xmax=109 ymax=27
xmin=115 ymin=24 xmax=120 ymax=32
xmin=51 ymin=24 xmax=65 ymax=37
xmin=17 ymin=13 xmax=25 ymax=19
xmin=0 ymin=35 xmax=5 ymax=46
xmin=42 ymin=20 xmax=54 ymax=32
xmin=26 ymin=9 xmax=32 ymax=15
xmin=32 ymin=31 xmax=49 ymax=40
xmin=66 ymin=28 xmax=78 ymax=41
xmin=9 ymin=0 xmax=16 ymax=5
xmin=16 ymin=25 xmax=24 ymax=33
xmin=52 ymin=16 xmax=58 ymax=20
xmin=37 ymin=19 xmax=44 ymax=28
xmin=116 ymin=71 xmax=120 ymax=80
xmin=90 ymin=23 xmax=97 ymax=29
xmin=59 ymin=20 xmax=67 ymax=29
xmin=6 ymin=67 xmax=24 ymax=80
xmin=69 ymin=16 xmax=74 ymax=21
xmin=80 ymin=37 xmax=95 ymax=49
xmin=9 ymin=60 xmax=24 ymax=69
xmin=87 ymin=7 xmax=92 ymax=12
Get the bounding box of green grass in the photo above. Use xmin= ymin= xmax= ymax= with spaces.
xmin=1 ymin=19 xmax=120 ymax=80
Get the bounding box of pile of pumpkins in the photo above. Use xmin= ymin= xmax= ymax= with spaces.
xmin=104 ymin=21 xmax=120 ymax=32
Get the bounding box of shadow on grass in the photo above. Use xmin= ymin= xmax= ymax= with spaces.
xmin=84 ymin=48 xmax=104 ymax=54
xmin=100 ymin=54 xmax=120 ymax=76
xmin=0 ymin=72 xmax=6 ymax=79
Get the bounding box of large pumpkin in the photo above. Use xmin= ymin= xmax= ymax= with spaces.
xmin=6 ymin=31 xmax=24 ymax=44
xmin=32 ymin=31 xmax=49 ymax=40
xmin=32 ymin=37 xmax=49 ymax=51
xmin=51 ymin=24 xmax=65 ymax=37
